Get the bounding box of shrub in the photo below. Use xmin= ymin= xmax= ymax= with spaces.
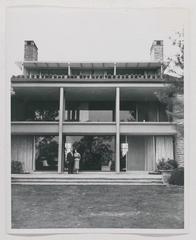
xmin=11 ymin=160 xmax=23 ymax=174
xmin=167 ymin=159 xmax=178 ymax=169
xmin=157 ymin=158 xmax=178 ymax=171
xmin=169 ymin=167 xmax=184 ymax=186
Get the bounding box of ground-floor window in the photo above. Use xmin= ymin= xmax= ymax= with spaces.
xmin=64 ymin=135 xmax=116 ymax=171
xmin=120 ymin=135 xmax=174 ymax=172
xmin=11 ymin=134 xmax=174 ymax=173
xmin=35 ymin=136 xmax=59 ymax=171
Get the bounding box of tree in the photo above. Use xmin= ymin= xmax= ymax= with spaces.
xmin=155 ymin=31 xmax=184 ymax=136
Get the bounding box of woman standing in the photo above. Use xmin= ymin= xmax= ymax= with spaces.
xmin=74 ymin=149 xmax=81 ymax=174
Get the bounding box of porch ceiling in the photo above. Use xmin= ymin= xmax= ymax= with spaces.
xmin=64 ymin=87 xmax=115 ymax=101
xmin=12 ymin=87 xmax=60 ymax=100
xmin=12 ymin=86 xmax=160 ymax=101
xmin=120 ymin=87 xmax=159 ymax=101
xmin=65 ymin=87 xmax=159 ymax=101
xmin=21 ymin=61 xmax=161 ymax=69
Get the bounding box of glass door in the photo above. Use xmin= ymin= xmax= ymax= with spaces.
xmin=63 ymin=135 xmax=116 ymax=172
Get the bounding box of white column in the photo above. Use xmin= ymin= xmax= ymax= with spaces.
xmin=68 ymin=63 xmax=71 ymax=76
xmin=114 ymin=62 xmax=117 ymax=76
xmin=58 ymin=87 xmax=64 ymax=173
xmin=115 ymin=87 xmax=120 ymax=173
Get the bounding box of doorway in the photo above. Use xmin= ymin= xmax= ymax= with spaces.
xmin=63 ymin=135 xmax=116 ymax=171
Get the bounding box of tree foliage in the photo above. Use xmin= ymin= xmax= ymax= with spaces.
xmin=155 ymin=31 xmax=184 ymax=136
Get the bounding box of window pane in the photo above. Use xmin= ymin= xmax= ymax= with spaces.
xmin=11 ymin=98 xmax=59 ymax=121
xmin=65 ymin=101 xmax=115 ymax=122
xmin=35 ymin=136 xmax=59 ymax=171
xmin=159 ymin=103 xmax=169 ymax=122
xmin=64 ymin=135 xmax=115 ymax=171
xmin=138 ymin=102 xmax=157 ymax=122
xmin=120 ymin=102 xmax=136 ymax=122
xmin=26 ymin=101 xmax=59 ymax=121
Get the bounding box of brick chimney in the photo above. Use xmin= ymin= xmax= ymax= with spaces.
xmin=150 ymin=40 xmax=163 ymax=62
xmin=24 ymin=40 xmax=38 ymax=61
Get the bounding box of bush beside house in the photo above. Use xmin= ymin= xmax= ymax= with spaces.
xmin=169 ymin=167 xmax=184 ymax=186
xmin=11 ymin=160 xmax=24 ymax=174
xmin=156 ymin=158 xmax=184 ymax=186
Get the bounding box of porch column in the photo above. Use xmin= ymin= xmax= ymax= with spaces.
xmin=68 ymin=62 xmax=71 ymax=76
xmin=58 ymin=87 xmax=64 ymax=173
xmin=114 ymin=62 xmax=117 ymax=76
xmin=115 ymin=87 xmax=120 ymax=173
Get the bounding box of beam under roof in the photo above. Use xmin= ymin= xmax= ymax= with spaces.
xmin=21 ymin=61 xmax=162 ymax=69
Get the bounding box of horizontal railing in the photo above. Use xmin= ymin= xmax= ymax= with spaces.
xmin=11 ymin=121 xmax=176 ymax=135
xmin=12 ymin=73 xmax=162 ymax=80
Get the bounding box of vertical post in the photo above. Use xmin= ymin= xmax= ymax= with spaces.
xmin=58 ymin=87 xmax=64 ymax=173
xmin=68 ymin=63 xmax=71 ymax=76
xmin=125 ymin=135 xmax=128 ymax=171
xmin=153 ymin=136 xmax=156 ymax=171
xmin=136 ymin=103 xmax=139 ymax=121
xmin=114 ymin=62 xmax=117 ymax=76
xmin=115 ymin=87 xmax=120 ymax=173
xmin=156 ymin=104 xmax=160 ymax=122
xmin=160 ymin=63 xmax=163 ymax=79
xmin=32 ymin=136 xmax=36 ymax=172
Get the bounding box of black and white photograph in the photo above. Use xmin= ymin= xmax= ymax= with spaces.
xmin=2 ymin=0 xmax=190 ymax=236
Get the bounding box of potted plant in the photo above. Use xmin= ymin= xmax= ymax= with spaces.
xmin=156 ymin=158 xmax=178 ymax=184
xmin=99 ymin=145 xmax=113 ymax=172
xmin=100 ymin=150 xmax=113 ymax=171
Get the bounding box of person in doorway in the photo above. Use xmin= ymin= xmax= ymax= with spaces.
xmin=74 ymin=149 xmax=81 ymax=174
xmin=67 ymin=148 xmax=74 ymax=174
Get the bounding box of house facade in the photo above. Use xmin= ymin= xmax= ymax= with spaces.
xmin=11 ymin=40 xmax=183 ymax=174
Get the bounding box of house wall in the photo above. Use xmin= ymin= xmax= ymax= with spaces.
xmin=11 ymin=136 xmax=34 ymax=172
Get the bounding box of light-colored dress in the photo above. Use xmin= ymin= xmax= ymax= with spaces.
xmin=74 ymin=152 xmax=81 ymax=170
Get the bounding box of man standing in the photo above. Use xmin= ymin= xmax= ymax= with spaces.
xmin=67 ymin=148 xmax=74 ymax=174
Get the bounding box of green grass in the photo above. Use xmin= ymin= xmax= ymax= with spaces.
xmin=12 ymin=185 xmax=184 ymax=229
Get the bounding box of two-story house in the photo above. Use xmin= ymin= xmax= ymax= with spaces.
xmin=11 ymin=40 xmax=183 ymax=174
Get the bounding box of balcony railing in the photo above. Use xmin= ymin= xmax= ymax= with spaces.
xmin=12 ymin=73 xmax=162 ymax=81
xmin=11 ymin=121 xmax=177 ymax=135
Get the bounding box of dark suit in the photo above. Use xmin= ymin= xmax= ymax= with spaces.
xmin=67 ymin=152 xmax=74 ymax=174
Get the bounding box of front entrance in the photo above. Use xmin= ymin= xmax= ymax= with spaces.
xmin=64 ymin=135 xmax=116 ymax=172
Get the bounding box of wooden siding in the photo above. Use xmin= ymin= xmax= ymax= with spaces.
xmin=11 ymin=136 xmax=34 ymax=172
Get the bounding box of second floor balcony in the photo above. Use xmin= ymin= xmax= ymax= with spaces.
xmin=12 ymin=73 xmax=162 ymax=81
xmin=12 ymin=61 xmax=163 ymax=82
xmin=11 ymin=86 xmax=171 ymax=124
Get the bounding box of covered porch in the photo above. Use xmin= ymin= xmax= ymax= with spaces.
xmin=11 ymin=84 xmax=177 ymax=174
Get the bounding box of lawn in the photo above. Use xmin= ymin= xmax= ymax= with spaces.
xmin=12 ymin=185 xmax=184 ymax=229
